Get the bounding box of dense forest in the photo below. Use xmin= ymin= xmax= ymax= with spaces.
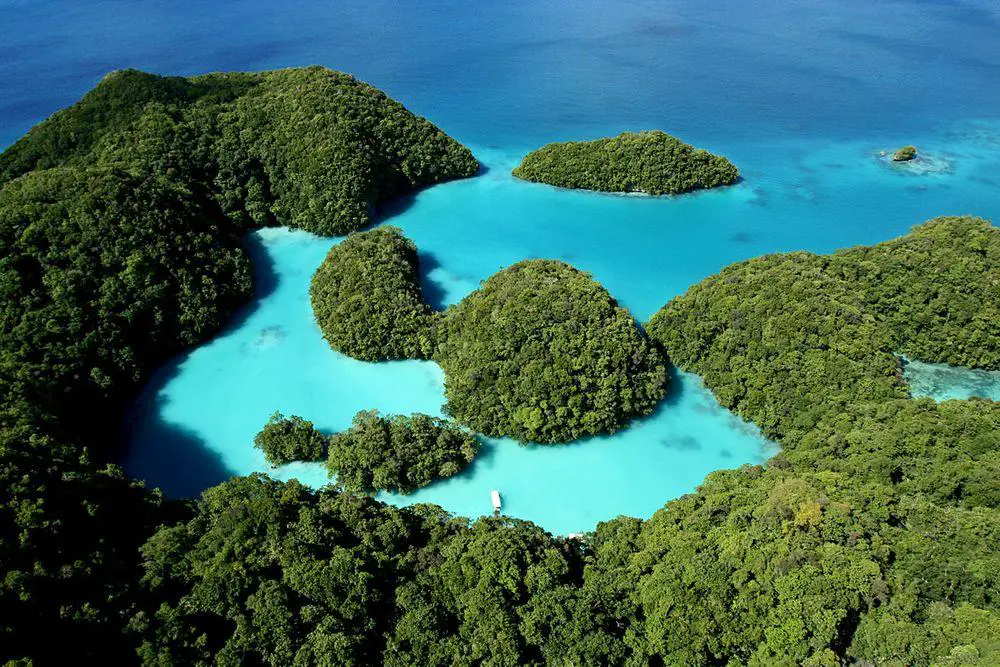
xmin=432 ymin=260 xmax=667 ymax=443
xmin=0 ymin=67 xmax=477 ymax=663
xmin=310 ymin=226 xmax=437 ymax=360
xmin=0 ymin=66 xmax=478 ymax=235
xmin=512 ymin=130 xmax=739 ymax=195
xmin=254 ymin=410 xmax=479 ymax=494
xmin=326 ymin=410 xmax=479 ymax=494
xmin=310 ymin=230 xmax=668 ymax=443
xmin=255 ymin=413 xmax=331 ymax=465
xmin=1 ymin=69 xmax=999 ymax=665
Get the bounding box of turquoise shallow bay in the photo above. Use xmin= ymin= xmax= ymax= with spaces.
xmin=123 ymin=133 xmax=1000 ymax=534
xmin=5 ymin=0 xmax=998 ymax=535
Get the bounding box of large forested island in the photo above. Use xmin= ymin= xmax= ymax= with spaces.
xmin=310 ymin=226 xmax=668 ymax=443
xmin=0 ymin=66 xmax=478 ymax=235
xmin=2 ymin=66 xmax=1000 ymax=667
xmin=512 ymin=130 xmax=740 ymax=194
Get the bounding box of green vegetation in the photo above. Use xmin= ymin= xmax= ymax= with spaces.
xmin=647 ymin=216 xmax=999 ymax=442
xmin=512 ymin=130 xmax=739 ymax=194
xmin=433 ymin=260 xmax=668 ymax=442
xmin=0 ymin=165 xmax=251 ymax=661
xmin=0 ymin=67 xmax=476 ymax=663
xmin=310 ymin=230 xmax=668 ymax=443
xmin=832 ymin=216 xmax=999 ymax=369
xmin=0 ymin=66 xmax=478 ymax=235
xmin=254 ymin=412 xmax=329 ymax=465
xmin=327 ymin=410 xmax=479 ymax=494
xmin=3 ymin=66 xmax=1000 ymax=666
xmin=310 ymin=226 xmax=436 ymax=360
xmin=253 ymin=409 xmax=477 ymax=493
xmin=893 ymin=145 xmax=918 ymax=161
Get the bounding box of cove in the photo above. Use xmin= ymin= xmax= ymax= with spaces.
xmin=122 ymin=221 xmax=777 ymax=536
xmin=122 ymin=123 xmax=1000 ymax=534
xmin=121 ymin=118 xmax=1000 ymax=535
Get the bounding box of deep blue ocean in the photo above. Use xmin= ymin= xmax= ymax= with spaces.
xmin=2 ymin=0 xmax=999 ymax=533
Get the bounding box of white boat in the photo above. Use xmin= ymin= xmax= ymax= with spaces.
xmin=490 ymin=489 xmax=502 ymax=514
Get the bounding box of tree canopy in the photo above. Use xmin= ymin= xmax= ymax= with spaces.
xmin=0 ymin=66 xmax=479 ymax=235
xmin=512 ymin=130 xmax=739 ymax=195
xmin=254 ymin=412 xmax=330 ymax=465
xmin=327 ymin=410 xmax=480 ymax=495
xmin=647 ymin=216 xmax=999 ymax=443
xmin=1 ymin=64 xmax=999 ymax=666
xmin=433 ymin=260 xmax=668 ymax=443
xmin=310 ymin=226 xmax=437 ymax=360
xmin=0 ymin=67 xmax=476 ymax=663
xmin=310 ymin=231 xmax=668 ymax=443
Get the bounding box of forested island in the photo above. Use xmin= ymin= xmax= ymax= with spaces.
xmin=512 ymin=130 xmax=739 ymax=194
xmin=0 ymin=66 xmax=478 ymax=235
xmin=254 ymin=411 xmax=479 ymax=494
xmin=310 ymin=226 xmax=437 ymax=360
xmin=310 ymin=228 xmax=668 ymax=443
xmin=2 ymin=67 xmax=1000 ymax=666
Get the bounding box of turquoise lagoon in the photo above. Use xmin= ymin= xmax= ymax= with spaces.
xmin=3 ymin=0 xmax=1000 ymax=534
xmin=122 ymin=129 xmax=1000 ymax=535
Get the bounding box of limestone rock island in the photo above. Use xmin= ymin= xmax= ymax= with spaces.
xmin=512 ymin=130 xmax=739 ymax=195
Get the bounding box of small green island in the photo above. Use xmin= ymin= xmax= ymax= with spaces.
xmin=434 ymin=259 xmax=667 ymax=442
xmin=254 ymin=410 xmax=478 ymax=494
xmin=310 ymin=226 xmax=437 ymax=360
xmin=892 ymin=145 xmax=918 ymax=161
xmin=310 ymin=227 xmax=668 ymax=443
xmin=512 ymin=130 xmax=739 ymax=194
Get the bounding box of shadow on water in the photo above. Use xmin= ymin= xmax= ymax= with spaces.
xmin=113 ymin=231 xmax=283 ymax=496
xmin=243 ymin=231 xmax=280 ymax=301
xmin=418 ymin=251 xmax=451 ymax=311
xmin=377 ymin=191 xmax=419 ymax=222
xmin=659 ymin=365 xmax=686 ymax=408
xmin=119 ymin=358 xmax=234 ymax=498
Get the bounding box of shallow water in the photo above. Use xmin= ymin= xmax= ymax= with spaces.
xmin=905 ymin=358 xmax=1000 ymax=402
xmin=122 ymin=225 xmax=777 ymax=535
xmin=3 ymin=0 xmax=1000 ymax=533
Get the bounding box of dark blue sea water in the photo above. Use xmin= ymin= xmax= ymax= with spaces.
xmin=2 ymin=0 xmax=999 ymax=533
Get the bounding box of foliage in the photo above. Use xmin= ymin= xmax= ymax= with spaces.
xmin=308 ymin=229 xmax=669 ymax=443
xmin=647 ymin=249 xmax=906 ymax=442
xmin=132 ymin=475 xmax=424 ymax=665
xmin=0 ymin=67 xmax=475 ymax=663
xmin=310 ymin=226 xmax=437 ymax=361
xmin=647 ymin=216 xmax=1000 ymax=442
xmin=254 ymin=412 xmax=329 ymax=465
xmin=787 ymin=398 xmax=1000 ymax=509
xmin=1 ymin=66 xmax=479 ymax=235
xmin=851 ymin=601 xmax=1000 ymax=666
xmin=327 ymin=410 xmax=479 ymax=495
xmin=0 ymin=165 xmax=251 ymax=662
xmin=433 ymin=259 xmax=668 ymax=443
xmin=512 ymin=130 xmax=739 ymax=195
xmin=135 ymin=476 xmax=625 ymax=667
xmin=893 ymin=145 xmax=918 ymax=161
xmin=2 ymin=66 xmax=1000 ymax=666
xmin=831 ymin=216 xmax=1000 ymax=369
